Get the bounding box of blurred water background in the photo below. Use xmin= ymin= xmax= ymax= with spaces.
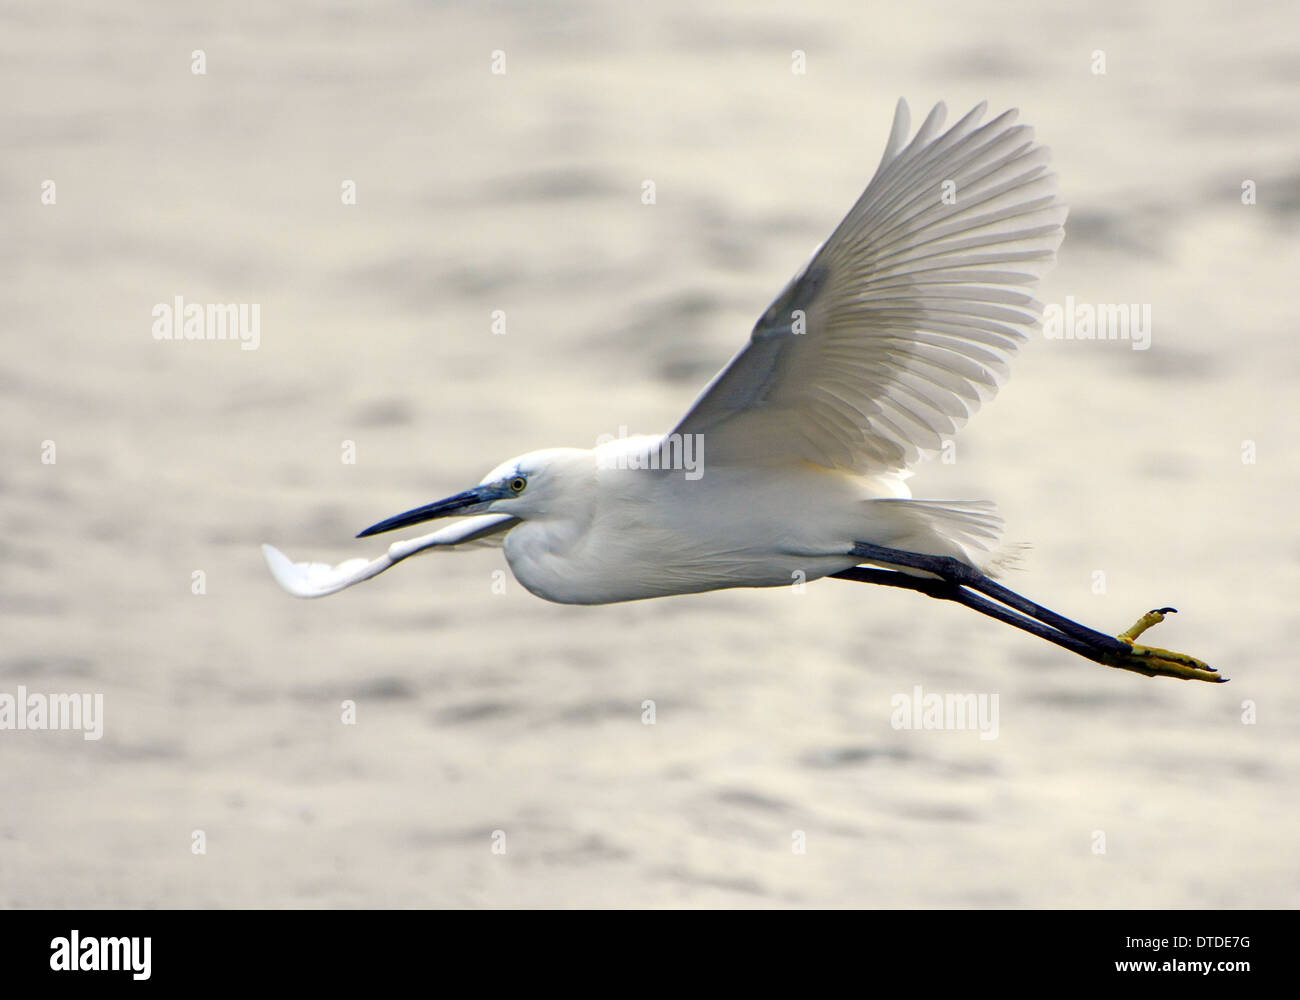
xmin=2 ymin=0 xmax=1298 ymax=906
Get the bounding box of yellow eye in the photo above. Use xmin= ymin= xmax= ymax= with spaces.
xmin=509 ymin=476 xmax=527 ymax=494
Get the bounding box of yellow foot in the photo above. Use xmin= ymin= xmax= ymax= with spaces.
xmin=1104 ymin=608 xmax=1226 ymax=683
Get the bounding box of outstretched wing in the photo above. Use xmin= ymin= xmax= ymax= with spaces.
xmin=263 ymin=513 xmax=518 ymax=598
xmin=672 ymin=99 xmax=1066 ymax=477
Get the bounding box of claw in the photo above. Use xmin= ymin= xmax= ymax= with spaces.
xmin=1105 ymin=609 xmax=1227 ymax=683
xmin=1117 ymin=607 xmax=1176 ymax=643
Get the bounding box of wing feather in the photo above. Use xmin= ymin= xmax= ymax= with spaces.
xmin=672 ymin=98 xmax=1066 ymax=477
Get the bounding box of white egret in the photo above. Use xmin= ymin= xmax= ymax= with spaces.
xmin=264 ymin=99 xmax=1223 ymax=683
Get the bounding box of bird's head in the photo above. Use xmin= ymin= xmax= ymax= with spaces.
xmin=355 ymin=448 xmax=593 ymax=538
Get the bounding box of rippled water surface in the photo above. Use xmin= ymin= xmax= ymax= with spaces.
xmin=2 ymin=0 xmax=1298 ymax=906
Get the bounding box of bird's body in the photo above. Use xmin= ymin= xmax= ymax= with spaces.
xmin=501 ymin=439 xmax=870 ymax=604
xmin=264 ymin=97 xmax=1225 ymax=683
xmin=497 ymin=435 xmax=998 ymax=604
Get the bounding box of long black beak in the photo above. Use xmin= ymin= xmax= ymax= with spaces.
xmin=356 ymin=488 xmax=489 ymax=538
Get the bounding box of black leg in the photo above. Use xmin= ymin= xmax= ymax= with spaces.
xmin=831 ymin=566 xmax=1110 ymax=665
xmin=847 ymin=541 xmax=1130 ymax=657
xmin=833 ymin=546 xmax=1225 ymax=683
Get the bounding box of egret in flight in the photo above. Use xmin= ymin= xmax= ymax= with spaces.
xmin=264 ymin=99 xmax=1223 ymax=683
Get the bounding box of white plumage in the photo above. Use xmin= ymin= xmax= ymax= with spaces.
xmin=265 ymin=99 xmax=1065 ymax=604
